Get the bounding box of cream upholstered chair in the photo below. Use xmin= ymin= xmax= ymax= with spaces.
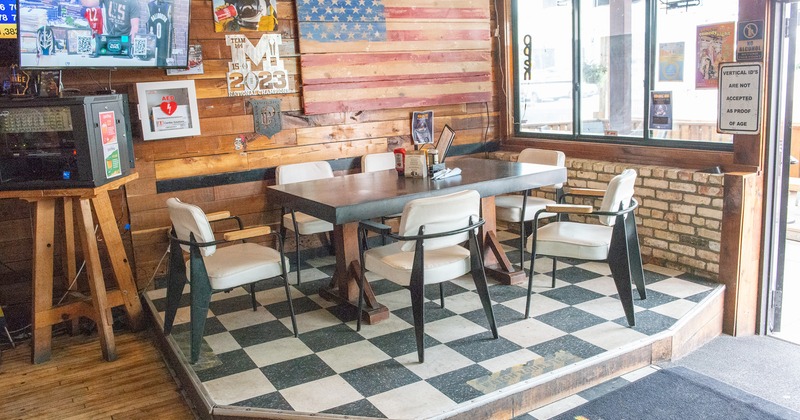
xmin=495 ymin=148 xmax=566 ymax=277
xmin=276 ymin=161 xmax=336 ymax=285
xmin=361 ymin=152 xmax=402 ymax=238
xmin=356 ymin=190 xmax=498 ymax=363
xmin=524 ymin=169 xmax=646 ymax=326
xmin=163 ymin=198 xmax=297 ymax=364
xmin=361 ymin=152 xmax=396 ymax=172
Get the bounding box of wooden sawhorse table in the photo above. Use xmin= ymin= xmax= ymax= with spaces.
xmin=0 ymin=173 xmax=144 ymax=364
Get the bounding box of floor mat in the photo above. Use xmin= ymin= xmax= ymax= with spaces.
xmin=552 ymin=366 xmax=800 ymax=420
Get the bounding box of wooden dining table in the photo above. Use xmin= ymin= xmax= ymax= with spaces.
xmin=266 ymin=157 xmax=567 ymax=324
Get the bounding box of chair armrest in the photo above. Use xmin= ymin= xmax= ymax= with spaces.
xmin=544 ymin=204 xmax=594 ymax=214
xmin=565 ymin=188 xmax=606 ymax=197
xmin=206 ymin=211 xmax=232 ymax=222
xmin=223 ymin=226 xmax=271 ymax=242
xmin=359 ymin=220 xmax=392 ymax=235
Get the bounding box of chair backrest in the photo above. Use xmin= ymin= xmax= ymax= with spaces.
xmin=398 ymin=190 xmax=481 ymax=252
xmin=598 ymin=169 xmax=637 ymax=226
xmin=166 ymin=198 xmax=216 ymax=256
xmin=361 ymin=152 xmax=396 ymax=173
xmin=276 ymin=161 xmax=334 ymax=185
xmin=518 ymin=148 xmax=566 ymax=189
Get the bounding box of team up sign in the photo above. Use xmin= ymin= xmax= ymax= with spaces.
xmin=225 ymin=34 xmax=292 ymax=97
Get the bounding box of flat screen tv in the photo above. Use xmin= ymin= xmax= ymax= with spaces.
xmin=18 ymin=0 xmax=191 ymax=69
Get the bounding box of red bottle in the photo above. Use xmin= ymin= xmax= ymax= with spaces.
xmin=393 ymin=148 xmax=406 ymax=175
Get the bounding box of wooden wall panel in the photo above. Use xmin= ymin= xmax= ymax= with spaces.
xmin=0 ymin=0 xmax=501 ymax=301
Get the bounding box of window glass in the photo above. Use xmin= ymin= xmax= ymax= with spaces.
xmin=513 ymin=0 xmax=737 ymax=146
xmin=579 ymin=0 xmax=646 ymax=137
xmin=652 ymin=0 xmax=735 ymax=143
xmin=515 ymin=0 xmax=573 ymax=134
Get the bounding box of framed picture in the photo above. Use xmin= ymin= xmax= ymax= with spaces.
xmin=136 ymin=80 xmax=201 ymax=141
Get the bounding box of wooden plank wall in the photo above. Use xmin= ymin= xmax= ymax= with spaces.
xmin=0 ymin=0 xmax=500 ymax=307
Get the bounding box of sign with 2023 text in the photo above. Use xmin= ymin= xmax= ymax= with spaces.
xmin=226 ymin=34 xmax=291 ymax=97
xmin=718 ymin=62 xmax=761 ymax=135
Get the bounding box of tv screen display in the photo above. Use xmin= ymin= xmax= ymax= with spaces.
xmin=18 ymin=0 xmax=191 ymax=69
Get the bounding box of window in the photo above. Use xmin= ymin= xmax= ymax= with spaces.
xmin=512 ymin=0 xmax=736 ymax=147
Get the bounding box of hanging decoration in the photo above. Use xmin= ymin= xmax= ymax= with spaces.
xmin=225 ymin=33 xmax=291 ymax=97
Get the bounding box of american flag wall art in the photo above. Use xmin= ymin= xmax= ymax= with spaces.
xmin=295 ymin=0 xmax=493 ymax=115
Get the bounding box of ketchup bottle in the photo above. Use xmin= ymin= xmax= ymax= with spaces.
xmin=393 ymin=148 xmax=406 ymax=175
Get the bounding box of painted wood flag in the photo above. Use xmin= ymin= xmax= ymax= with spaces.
xmin=295 ymin=0 xmax=492 ymax=115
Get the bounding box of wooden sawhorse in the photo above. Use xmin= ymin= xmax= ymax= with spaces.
xmin=0 ymin=173 xmax=144 ymax=364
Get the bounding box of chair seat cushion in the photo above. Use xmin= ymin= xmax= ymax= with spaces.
xmin=283 ymin=212 xmax=333 ymax=235
xmin=187 ymin=242 xmax=290 ymax=290
xmin=528 ymin=221 xmax=613 ymax=261
xmin=495 ymin=195 xmax=557 ymax=223
xmin=363 ymin=242 xmax=471 ymax=286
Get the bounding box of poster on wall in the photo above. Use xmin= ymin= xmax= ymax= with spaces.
xmin=696 ymin=22 xmax=735 ymax=89
xmin=99 ymin=110 xmax=122 ymax=178
xmin=658 ymin=42 xmax=684 ymax=82
xmin=411 ymin=110 xmax=434 ymax=145
xmin=649 ymin=91 xmax=673 ymax=131
xmin=136 ymin=80 xmax=201 ymax=140
xmin=167 ymin=45 xmax=204 ymax=75
xmin=213 ymin=0 xmax=278 ymax=32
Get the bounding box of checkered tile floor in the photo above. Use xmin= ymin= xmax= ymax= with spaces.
xmin=145 ymin=227 xmax=717 ymax=419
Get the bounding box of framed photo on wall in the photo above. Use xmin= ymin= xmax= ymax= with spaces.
xmin=136 ymin=80 xmax=202 ymax=141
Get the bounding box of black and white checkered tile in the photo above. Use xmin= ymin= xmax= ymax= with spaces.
xmin=145 ymin=228 xmax=716 ymax=419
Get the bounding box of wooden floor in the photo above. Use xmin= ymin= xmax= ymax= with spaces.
xmin=0 ymin=329 xmax=196 ymax=419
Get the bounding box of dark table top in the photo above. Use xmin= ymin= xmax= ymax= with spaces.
xmin=267 ymin=157 xmax=567 ymax=225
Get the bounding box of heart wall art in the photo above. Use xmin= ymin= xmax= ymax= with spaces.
xmin=136 ymin=80 xmax=202 ymax=141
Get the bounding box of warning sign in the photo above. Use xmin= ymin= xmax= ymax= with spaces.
xmin=718 ymin=63 xmax=762 ymax=135
xmin=737 ymin=20 xmax=763 ymax=61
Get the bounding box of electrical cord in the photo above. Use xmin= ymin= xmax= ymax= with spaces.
xmin=140 ymin=245 xmax=170 ymax=294
xmin=56 ymin=224 xmax=98 ymax=306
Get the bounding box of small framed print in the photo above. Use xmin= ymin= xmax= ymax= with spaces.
xmin=136 ymin=80 xmax=201 ymax=141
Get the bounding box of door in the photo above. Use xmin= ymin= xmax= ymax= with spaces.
xmin=766 ymin=0 xmax=799 ymax=343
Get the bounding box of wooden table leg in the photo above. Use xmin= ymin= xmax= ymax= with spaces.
xmin=76 ymin=198 xmax=117 ymax=362
xmin=319 ymin=222 xmax=389 ymax=324
xmin=92 ymin=191 xmax=144 ymax=331
xmin=480 ymin=196 xmax=527 ymax=285
xmin=31 ymin=199 xmax=56 ymax=364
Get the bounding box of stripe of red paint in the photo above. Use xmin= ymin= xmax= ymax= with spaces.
xmin=300 ymin=51 xmax=491 ymax=67
xmin=302 ymin=71 xmax=489 ymax=85
xmin=387 ymin=30 xmax=489 ymax=42
xmin=384 ymin=7 xmax=489 ymax=20
xmin=301 ymin=74 xmax=490 ymax=91
xmin=304 ymin=92 xmax=492 ymax=115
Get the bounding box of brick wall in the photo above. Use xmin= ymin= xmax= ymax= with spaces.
xmin=491 ymin=152 xmax=724 ymax=281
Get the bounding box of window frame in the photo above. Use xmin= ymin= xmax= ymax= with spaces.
xmin=509 ymin=0 xmax=735 ymax=152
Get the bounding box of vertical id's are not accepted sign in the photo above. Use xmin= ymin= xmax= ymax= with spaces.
xmin=718 ymin=63 xmax=762 ymax=134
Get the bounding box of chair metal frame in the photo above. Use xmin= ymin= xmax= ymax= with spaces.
xmin=163 ymin=213 xmax=298 ymax=364
xmin=356 ymin=216 xmax=498 ymax=363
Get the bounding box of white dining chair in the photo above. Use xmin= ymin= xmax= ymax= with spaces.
xmin=163 ymin=198 xmax=297 ymax=363
xmin=276 ymin=161 xmax=336 ymax=285
xmin=524 ymin=169 xmax=646 ymax=326
xmin=356 ymin=189 xmax=498 ymax=363
xmin=361 ymin=152 xmax=396 ymax=172
xmin=495 ymin=148 xmax=566 ymax=278
xmin=361 ymin=152 xmax=402 ymax=241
